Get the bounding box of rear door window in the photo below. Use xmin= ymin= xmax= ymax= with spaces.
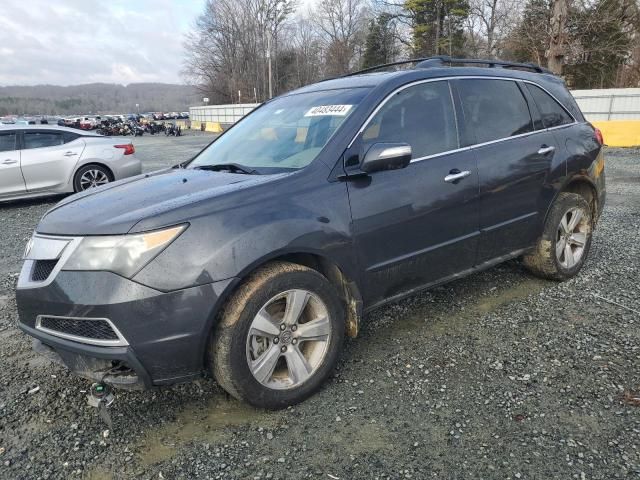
xmin=526 ymin=84 xmax=574 ymax=128
xmin=361 ymin=80 xmax=458 ymax=158
xmin=458 ymin=79 xmax=534 ymax=144
xmin=0 ymin=133 xmax=17 ymax=152
xmin=23 ymin=132 xmax=65 ymax=149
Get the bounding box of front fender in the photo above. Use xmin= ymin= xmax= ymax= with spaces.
xmin=132 ymin=181 xmax=356 ymax=292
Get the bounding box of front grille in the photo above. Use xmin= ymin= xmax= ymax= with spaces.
xmin=31 ymin=260 xmax=58 ymax=282
xmin=39 ymin=316 xmax=119 ymax=341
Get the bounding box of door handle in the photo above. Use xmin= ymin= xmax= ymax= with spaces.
xmin=1 ymin=159 xmax=17 ymax=165
xmin=537 ymin=145 xmax=556 ymax=155
xmin=64 ymin=152 xmax=78 ymax=157
xmin=444 ymin=169 xmax=471 ymax=183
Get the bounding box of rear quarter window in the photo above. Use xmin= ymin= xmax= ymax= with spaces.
xmin=526 ymin=84 xmax=574 ymax=128
xmin=63 ymin=132 xmax=80 ymax=143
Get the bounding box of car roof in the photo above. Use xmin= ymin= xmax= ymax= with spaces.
xmin=0 ymin=124 xmax=101 ymax=136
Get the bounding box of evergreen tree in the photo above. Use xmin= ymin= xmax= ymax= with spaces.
xmin=404 ymin=0 xmax=470 ymax=57
xmin=362 ymin=13 xmax=398 ymax=68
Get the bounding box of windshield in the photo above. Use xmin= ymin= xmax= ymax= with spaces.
xmin=188 ymin=88 xmax=370 ymax=173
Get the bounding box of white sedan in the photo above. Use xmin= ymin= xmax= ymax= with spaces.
xmin=0 ymin=125 xmax=142 ymax=202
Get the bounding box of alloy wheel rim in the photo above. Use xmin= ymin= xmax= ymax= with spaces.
xmin=79 ymin=170 xmax=109 ymax=190
xmin=246 ymin=289 xmax=331 ymax=390
xmin=556 ymin=207 xmax=588 ymax=269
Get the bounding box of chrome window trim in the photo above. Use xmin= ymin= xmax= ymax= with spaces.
xmin=35 ymin=314 xmax=129 ymax=347
xmin=17 ymin=233 xmax=83 ymax=290
xmin=347 ymin=75 xmax=579 ymax=163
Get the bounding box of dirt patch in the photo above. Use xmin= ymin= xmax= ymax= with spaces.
xmin=136 ymin=396 xmax=276 ymax=467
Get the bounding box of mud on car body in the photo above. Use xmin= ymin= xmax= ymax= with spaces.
xmin=16 ymin=57 xmax=605 ymax=409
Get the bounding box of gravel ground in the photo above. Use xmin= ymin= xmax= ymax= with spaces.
xmin=0 ymin=138 xmax=638 ymax=480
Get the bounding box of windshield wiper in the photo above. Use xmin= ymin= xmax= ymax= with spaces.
xmin=194 ymin=163 xmax=257 ymax=175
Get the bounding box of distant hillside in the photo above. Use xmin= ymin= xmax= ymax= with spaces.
xmin=0 ymin=83 xmax=200 ymax=116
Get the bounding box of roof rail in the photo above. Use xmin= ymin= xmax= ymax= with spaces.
xmin=341 ymin=58 xmax=436 ymax=77
xmin=344 ymin=56 xmax=552 ymax=77
xmin=424 ymin=56 xmax=552 ymax=74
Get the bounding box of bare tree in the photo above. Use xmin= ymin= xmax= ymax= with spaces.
xmin=312 ymin=0 xmax=370 ymax=75
xmin=182 ymin=0 xmax=295 ymax=103
xmin=467 ymin=0 xmax=520 ymax=58
xmin=183 ymin=0 xmax=640 ymax=101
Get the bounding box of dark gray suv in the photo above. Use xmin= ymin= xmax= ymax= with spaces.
xmin=16 ymin=57 xmax=605 ymax=409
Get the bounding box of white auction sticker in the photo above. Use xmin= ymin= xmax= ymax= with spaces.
xmin=304 ymin=105 xmax=353 ymax=117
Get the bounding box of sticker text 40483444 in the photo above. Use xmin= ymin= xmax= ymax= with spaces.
xmin=304 ymin=105 xmax=353 ymax=117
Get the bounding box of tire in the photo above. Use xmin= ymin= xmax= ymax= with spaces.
xmin=210 ymin=261 xmax=345 ymax=409
xmin=523 ymin=192 xmax=593 ymax=280
xmin=73 ymin=164 xmax=112 ymax=192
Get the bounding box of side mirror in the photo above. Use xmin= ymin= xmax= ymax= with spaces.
xmin=361 ymin=143 xmax=412 ymax=174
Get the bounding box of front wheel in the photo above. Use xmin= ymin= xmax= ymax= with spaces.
xmin=210 ymin=262 xmax=345 ymax=409
xmin=523 ymin=192 xmax=593 ymax=280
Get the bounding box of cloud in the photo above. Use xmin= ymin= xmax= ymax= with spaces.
xmin=0 ymin=0 xmax=203 ymax=86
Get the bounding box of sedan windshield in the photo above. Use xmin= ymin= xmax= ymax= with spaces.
xmin=188 ymin=88 xmax=370 ymax=173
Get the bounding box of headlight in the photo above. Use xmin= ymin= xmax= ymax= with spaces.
xmin=63 ymin=225 xmax=186 ymax=277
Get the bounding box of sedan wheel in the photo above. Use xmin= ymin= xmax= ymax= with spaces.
xmin=246 ymin=289 xmax=331 ymax=390
xmin=79 ymin=169 xmax=110 ymax=190
xmin=73 ymin=165 xmax=112 ymax=192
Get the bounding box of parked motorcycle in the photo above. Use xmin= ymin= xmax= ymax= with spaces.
xmin=165 ymin=123 xmax=182 ymax=137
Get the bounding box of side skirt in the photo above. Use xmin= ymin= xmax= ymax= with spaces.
xmin=363 ymin=247 xmax=533 ymax=314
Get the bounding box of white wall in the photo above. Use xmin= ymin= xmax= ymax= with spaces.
xmin=571 ymin=88 xmax=640 ymax=121
xmin=189 ymin=104 xmax=260 ymax=124
xmin=191 ymin=89 xmax=640 ymax=126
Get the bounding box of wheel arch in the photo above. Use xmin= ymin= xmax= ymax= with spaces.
xmin=560 ymin=175 xmax=599 ymax=224
xmin=545 ymin=175 xmax=599 ymax=227
xmin=231 ymin=249 xmax=361 ymax=336
xmin=201 ymin=249 xmax=363 ymax=373
xmin=72 ymin=162 xmax=115 ymax=191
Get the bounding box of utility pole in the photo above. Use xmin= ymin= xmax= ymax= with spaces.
xmin=267 ymin=34 xmax=273 ymax=99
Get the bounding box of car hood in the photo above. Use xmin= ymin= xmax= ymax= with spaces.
xmin=37 ymin=168 xmax=289 ymax=235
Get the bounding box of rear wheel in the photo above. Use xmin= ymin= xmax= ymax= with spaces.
xmin=73 ymin=165 xmax=112 ymax=192
xmin=210 ymin=262 xmax=344 ymax=409
xmin=523 ymin=192 xmax=593 ymax=280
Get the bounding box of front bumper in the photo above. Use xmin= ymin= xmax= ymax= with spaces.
xmin=16 ymin=270 xmax=235 ymax=388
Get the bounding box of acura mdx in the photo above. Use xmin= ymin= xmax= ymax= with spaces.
xmin=16 ymin=57 xmax=605 ymax=409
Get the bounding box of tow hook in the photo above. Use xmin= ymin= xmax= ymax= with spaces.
xmin=87 ymin=382 xmax=115 ymax=429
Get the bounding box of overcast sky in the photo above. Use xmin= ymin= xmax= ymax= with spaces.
xmin=0 ymin=0 xmax=203 ymax=86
